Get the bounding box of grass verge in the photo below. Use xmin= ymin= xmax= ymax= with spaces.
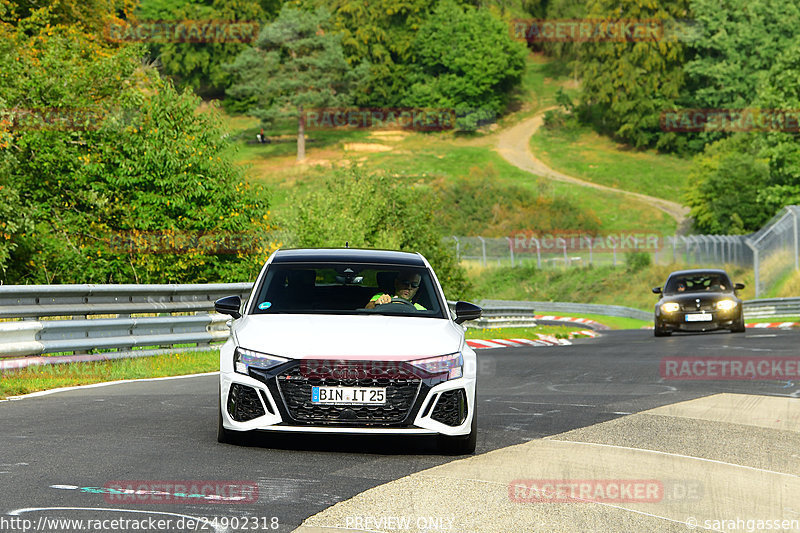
xmin=465 ymin=325 xmax=594 ymax=340
xmin=529 ymin=120 xmax=692 ymax=202
xmin=0 ymin=350 xmax=219 ymax=400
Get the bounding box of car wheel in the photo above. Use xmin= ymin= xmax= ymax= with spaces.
xmin=654 ymin=321 xmax=671 ymax=337
xmin=438 ymin=404 xmax=477 ymax=455
xmin=730 ymin=312 xmax=746 ymax=333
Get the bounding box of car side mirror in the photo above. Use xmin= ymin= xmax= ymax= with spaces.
xmin=734 ymin=283 xmax=745 ymax=291
xmin=214 ymin=295 xmax=242 ymax=319
xmin=454 ymin=301 xmax=482 ymax=325
xmin=652 ymin=287 xmax=662 ymax=294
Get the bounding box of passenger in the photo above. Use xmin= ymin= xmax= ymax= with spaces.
xmin=366 ymin=271 xmax=426 ymax=310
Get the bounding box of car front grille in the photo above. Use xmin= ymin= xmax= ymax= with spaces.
xmin=275 ymin=360 xmax=422 ymax=426
xmin=681 ymin=302 xmax=715 ymax=312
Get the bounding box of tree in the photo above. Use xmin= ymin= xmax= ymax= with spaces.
xmin=684 ymin=135 xmax=771 ymax=234
xmin=0 ymin=23 xmax=274 ymax=284
xmin=135 ymin=0 xmax=272 ymax=98
xmin=573 ymin=0 xmax=691 ymax=151
xmin=680 ymin=0 xmax=800 ymax=150
xmin=401 ymin=0 xmax=527 ymax=129
xmin=277 ymin=168 xmax=471 ymax=300
xmin=226 ymin=5 xmax=366 ymax=160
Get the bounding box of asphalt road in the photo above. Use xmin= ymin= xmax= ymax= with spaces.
xmin=2 ymin=329 xmax=798 ymax=533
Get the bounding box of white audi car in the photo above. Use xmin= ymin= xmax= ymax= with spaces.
xmin=214 ymin=248 xmax=482 ymax=454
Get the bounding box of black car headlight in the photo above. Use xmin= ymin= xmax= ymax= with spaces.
xmin=234 ymin=348 xmax=288 ymax=374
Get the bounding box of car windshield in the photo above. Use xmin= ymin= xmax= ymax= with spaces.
xmin=664 ymin=272 xmax=733 ymax=294
xmin=250 ymin=262 xmax=446 ymax=318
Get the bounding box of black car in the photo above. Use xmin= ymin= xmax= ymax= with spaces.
xmin=652 ymin=269 xmax=745 ymax=336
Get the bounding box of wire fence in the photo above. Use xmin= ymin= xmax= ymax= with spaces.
xmin=449 ymin=206 xmax=800 ymax=298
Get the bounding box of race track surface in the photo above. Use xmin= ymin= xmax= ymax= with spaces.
xmin=2 ymin=329 xmax=799 ymax=532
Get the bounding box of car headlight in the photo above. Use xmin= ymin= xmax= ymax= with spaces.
xmin=661 ymin=302 xmax=680 ymax=313
xmin=410 ymin=353 xmax=463 ymax=380
xmin=234 ymin=348 xmax=288 ymax=374
xmin=716 ymin=299 xmax=737 ymax=311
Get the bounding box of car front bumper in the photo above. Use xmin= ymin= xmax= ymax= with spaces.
xmin=219 ymin=366 xmax=476 ymax=437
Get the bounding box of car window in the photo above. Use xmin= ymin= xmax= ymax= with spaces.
xmin=250 ymin=263 xmax=446 ymax=318
xmin=664 ymin=273 xmax=733 ymax=294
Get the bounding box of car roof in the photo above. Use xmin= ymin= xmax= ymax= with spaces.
xmin=667 ymin=269 xmax=730 ymax=278
xmin=271 ymin=248 xmax=426 ymax=266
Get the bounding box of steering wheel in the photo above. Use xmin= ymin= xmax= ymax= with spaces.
xmin=377 ymin=296 xmax=417 ymax=310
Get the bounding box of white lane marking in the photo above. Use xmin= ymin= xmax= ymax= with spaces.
xmin=7 ymin=507 xmax=227 ymax=532
xmin=415 ymin=475 xmax=721 ymax=531
xmin=548 ymin=440 xmax=800 ymax=478
xmin=2 ymin=372 xmax=219 ymax=402
xmin=749 ymin=334 xmax=777 ymax=338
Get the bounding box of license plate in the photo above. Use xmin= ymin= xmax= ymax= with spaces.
xmin=311 ymin=386 xmax=386 ymax=405
xmin=685 ymin=313 xmax=713 ymax=322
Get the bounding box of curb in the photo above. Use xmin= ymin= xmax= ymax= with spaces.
xmin=466 ymin=330 xmax=598 ymax=350
xmin=532 ymin=315 xmax=610 ymax=330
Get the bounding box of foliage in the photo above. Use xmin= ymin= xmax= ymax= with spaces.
xmin=624 ymin=251 xmax=651 ymax=272
xmin=0 ymin=23 xmax=274 ymax=284
xmin=684 ymin=135 xmax=771 ymax=234
xmin=431 ymin=173 xmax=601 ymax=237
xmin=304 ymin=0 xmax=436 ymax=107
xmin=135 ymin=0 xmax=271 ymax=98
xmin=570 ymin=0 xmax=690 ymax=151
xmin=401 ymin=0 xmax=527 ymax=128
xmin=1 ymin=0 xmax=136 ymax=34
xmin=277 ymin=168 xmax=472 ymax=300
xmin=225 ymin=4 xmax=367 ymax=159
xmin=680 ymin=0 xmax=800 ymax=150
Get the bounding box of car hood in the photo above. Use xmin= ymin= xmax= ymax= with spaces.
xmin=660 ymin=292 xmax=740 ymax=304
xmin=232 ymin=314 xmax=464 ymax=360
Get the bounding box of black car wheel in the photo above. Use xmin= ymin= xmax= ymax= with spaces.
xmin=730 ymin=312 xmax=746 ymax=333
xmin=438 ymin=404 xmax=477 ymax=455
xmin=654 ymin=321 xmax=671 ymax=337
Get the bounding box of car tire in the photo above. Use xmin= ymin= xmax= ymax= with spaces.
xmin=653 ymin=321 xmax=671 ymax=337
xmin=730 ymin=313 xmax=746 ymax=333
xmin=438 ymin=404 xmax=477 ymax=455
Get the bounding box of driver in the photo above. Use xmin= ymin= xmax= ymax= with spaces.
xmin=365 ymin=271 xmax=426 ymax=310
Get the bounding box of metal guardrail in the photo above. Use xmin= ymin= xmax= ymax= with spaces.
xmin=742 ymin=298 xmax=800 ymax=319
xmin=0 ymin=283 xmax=252 ymax=358
xmin=2 ymin=284 xmax=800 ymax=360
xmin=478 ymin=300 xmax=652 ymax=321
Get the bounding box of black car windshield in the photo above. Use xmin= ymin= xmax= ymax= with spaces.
xmin=250 ymin=263 xmax=447 ymax=318
xmin=664 ymin=273 xmax=734 ymax=294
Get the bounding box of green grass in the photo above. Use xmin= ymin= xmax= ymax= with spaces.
xmin=529 ymin=121 xmax=692 ymax=202
xmin=0 ymin=350 xmax=219 ymax=400
xmin=468 ymin=262 xmax=757 ymax=311
xmin=465 ymin=325 xmax=593 ymax=339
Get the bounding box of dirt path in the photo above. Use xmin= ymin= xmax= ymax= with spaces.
xmin=495 ymin=108 xmax=690 ymax=231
